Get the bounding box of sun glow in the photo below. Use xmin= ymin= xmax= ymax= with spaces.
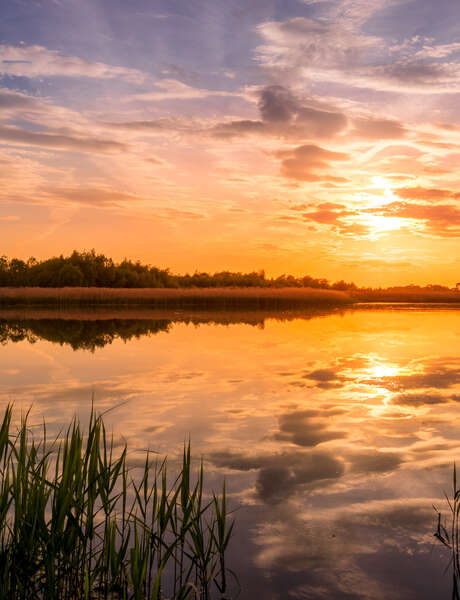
xmin=361 ymin=214 xmax=405 ymax=234
xmin=371 ymin=176 xmax=397 ymax=202
xmin=364 ymin=360 xmax=402 ymax=407
xmin=369 ymin=358 xmax=398 ymax=378
xmin=343 ymin=177 xmax=407 ymax=238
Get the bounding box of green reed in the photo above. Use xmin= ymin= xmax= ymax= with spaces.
xmin=434 ymin=463 xmax=460 ymax=599
xmin=0 ymin=406 xmax=236 ymax=599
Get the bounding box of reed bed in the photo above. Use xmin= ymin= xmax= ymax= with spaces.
xmin=0 ymin=287 xmax=352 ymax=309
xmin=3 ymin=286 xmax=460 ymax=308
xmin=0 ymin=406 xmax=235 ymax=599
xmin=352 ymin=289 xmax=460 ymax=303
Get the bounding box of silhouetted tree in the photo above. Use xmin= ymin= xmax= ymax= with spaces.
xmin=0 ymin=250 xmax=360 ymax=290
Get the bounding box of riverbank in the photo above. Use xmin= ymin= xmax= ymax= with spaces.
xmin=0 ymin=286 xmax=352 ymax=308
xmin=351 ymin=289 xmax=460 ymax=303
xmin=1 ymin=286 xmax=460 ymax=307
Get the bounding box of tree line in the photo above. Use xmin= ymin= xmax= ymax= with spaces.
xmin=0 ymin=250 xmax=359 ymax=289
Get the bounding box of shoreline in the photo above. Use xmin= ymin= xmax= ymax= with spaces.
xmin=1 ymin=286 xmax=460 ymax=307
xmin=0 ymin=286 xmax=352 ymax=308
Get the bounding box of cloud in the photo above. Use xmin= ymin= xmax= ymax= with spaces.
xmin=211 ymin=85 xmax=347 ymax=140
xmin=351 ymin=117 xmax=407 ymax=139
xmin=273 ymin=408 xmax=347 ymax=447
xmin=300 ymin=204 xmax=352 ymax=227
xmin=41 ymin=187 xmax=140 ymax=207
xmin=258 ymin=85 xmax=347 ymax=137
xmin=109 ymin=80 xmax=413 ymax=154
xmin=0 ymin=44 xmax=145 ymax=82
xmin=256 ymin=451 xmax=344 ymax=504
xmin=370 ymin=60 xmax=459 ymax=90
xmin=103 ymin=116 xmax=200 ymax=134
xmin=209 ymin=449 xmax=344 ymax=504
xmin=288 ymin=202 xmax=377 ymax=237
xmin=304 ymin=368 xmax=342 ymax=381
xmin=295 ymin=105 xmax=348 ymax=138
xmin=258 ymin=85 xmax=297 ymax=122
xmin=394 ymin=186 xmax=458 ymax=201
xmin=433 ymin=122 xmax=460 ymax=132
xmin=370 ymin=145 xmax=424 ymax=161
xmin=255 ymin=17 xmax=379 ymax=76
xmin=0 ymin=125 xmax=127 ymax=154
xmin=253 ymin=497 xmax=437 ymax=598
xmin=34 ymin=187 xmax=206 ymax=220
xmin=108 ymin=84 xmax=349 ymax=144
xmin=348 ymin=450 xmax=403 ymax=474
xmin=0 ymin=88 xmax=43 ymax=112
xmin=414 ymin=42 xmax=460 ymax=60
xmin=364 ymin=364 xmax=460 ymax=390
xmin=30 ymin=382 xmax=135 ymax=405
xmin=129 ymin=78 xmax=239 ymax=101
xmin=255 ymin=15 xmax=460 ymax=93
xmin=113 ymin=83 xmax=348 ymax=143
xmin=274 ymin=144 xmax=349 ymax=181
xmin=211 ymin=119 xmax=265 ymax=138
xmin=302 ymin=366 xmax=348 ymax=388
xmin=370 ymin=201 xmax=460 ymax=237
xmin=391 ymin=393 xmax=448 ymax=407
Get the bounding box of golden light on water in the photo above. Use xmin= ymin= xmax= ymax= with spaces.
xmin=366 ymin=362 xmax=400 ymax=380
xmin=363 ymin=359 xmax=402 ymax=407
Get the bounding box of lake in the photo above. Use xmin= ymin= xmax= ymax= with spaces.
xmin=0 ymin=305 xmax=457 ymax=599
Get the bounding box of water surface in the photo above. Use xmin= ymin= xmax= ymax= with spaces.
xmin=1 ymin=306 xmax=458 ymax=599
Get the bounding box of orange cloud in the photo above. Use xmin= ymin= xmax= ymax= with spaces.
xmin=395 ymin=186 xmax=458 ymax=201
xmin=274 ymin=144 xmax=349 ymax=181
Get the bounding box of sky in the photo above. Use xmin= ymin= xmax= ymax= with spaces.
xmin=1 ymin=0 xmax=460 ymax=286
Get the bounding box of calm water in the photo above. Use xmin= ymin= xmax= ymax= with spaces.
xmin=1 ymin=306 xmax=458 ymax=599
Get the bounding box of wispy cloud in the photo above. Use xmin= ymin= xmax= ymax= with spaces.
xmin=370 ymin=202 xmax=460 ymax=237
xmin=0 ymin=88 xmax=43 ymax=111
xmin=0 ymin=124 xmax=127 ymax=153
xmin=129 ymin=78 xmax=240 ymax=101
xmin=255 ymin=14 xmax=460 ymax=93
xmin=0 ymin=45 xmax=146 ymax=82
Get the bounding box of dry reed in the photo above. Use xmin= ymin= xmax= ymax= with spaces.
xmin=0 ymin=287 xmax=352 ymax=308
xmin=352 ymin=289 xmax=460 ymax=303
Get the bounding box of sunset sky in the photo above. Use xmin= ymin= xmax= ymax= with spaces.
xmin=1 ymin=0 xmax=460 ymax=286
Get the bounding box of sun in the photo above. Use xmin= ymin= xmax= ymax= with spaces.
xmin=371 ymin=176 xmax=396 ymax=203
xmin=366 ymin=362 xmax=400 ymax=379
xmin=360 ymin=214 xmax=405 ymax=235
xmin=345 ymin=177 xmax=407 ymax=238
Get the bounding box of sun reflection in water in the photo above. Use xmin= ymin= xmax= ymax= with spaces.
xmin=363 ymin=359 xmax=402 ymax=409
xmin=367 ymin=363 xmax=400 ymax=380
